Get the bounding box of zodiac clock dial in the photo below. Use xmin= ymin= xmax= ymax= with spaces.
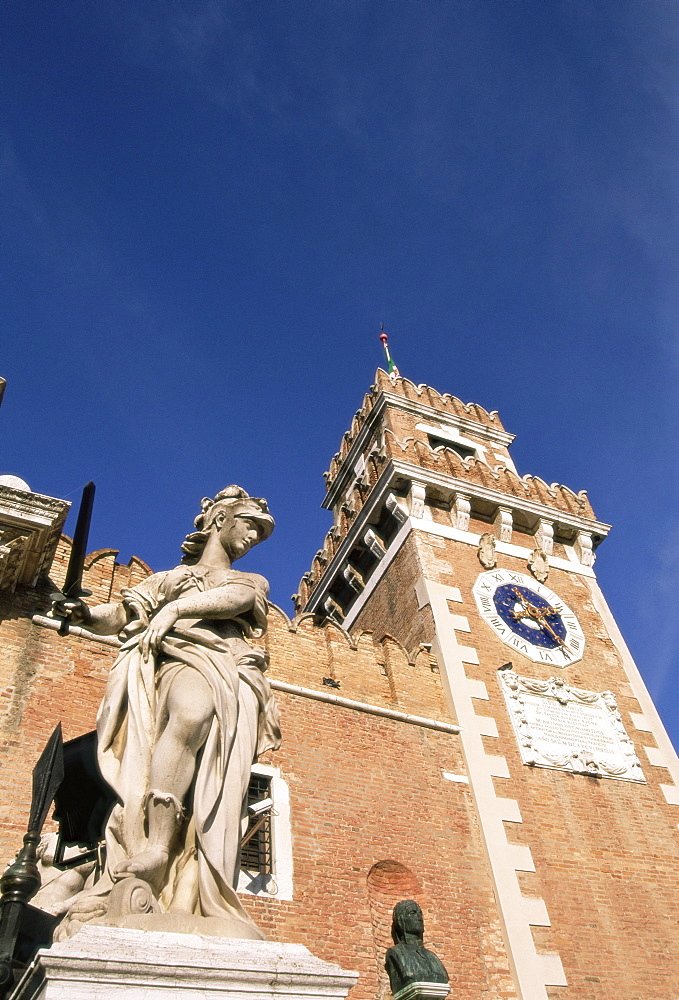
xmin=472 ymin=569 xmax=585 ymax=667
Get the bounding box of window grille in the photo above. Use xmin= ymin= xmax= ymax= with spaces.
xmin=240 ymin=773 xmax=272 ymax=875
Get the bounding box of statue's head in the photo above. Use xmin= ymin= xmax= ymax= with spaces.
xmin=181 ymin=486 xmax=274 ymax=563
xmin=391 ymin=899 xmax=424 ymax=944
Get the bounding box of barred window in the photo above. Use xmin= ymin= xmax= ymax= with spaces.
xmin=240 ymin=772 xmax=272 ymax=875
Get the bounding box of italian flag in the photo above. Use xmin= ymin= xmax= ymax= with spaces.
xmin=380 ymin=325 xmax=400 ymax=377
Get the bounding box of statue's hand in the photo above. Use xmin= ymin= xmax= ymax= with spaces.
xmin=50 ymin=594 xmax=92 ymax=626
xmin=139 ymin=603 xmax=179 ymax=662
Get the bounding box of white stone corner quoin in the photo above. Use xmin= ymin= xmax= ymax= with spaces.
xmin=414 ymin=575 xmax=567 ymax=1000
xmin=12 ymin=925 xmax=359 ymax=1000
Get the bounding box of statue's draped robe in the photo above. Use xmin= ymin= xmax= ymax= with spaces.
xmin=95 ymin=565 xmax=281 ymax=925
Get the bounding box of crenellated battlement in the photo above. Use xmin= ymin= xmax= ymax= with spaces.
xmin=294 ymin=372 xmax=605 ymax=620
xmin=323 ymin=370 xmax=507 ymax=493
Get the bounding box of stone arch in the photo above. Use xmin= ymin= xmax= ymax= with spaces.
xmin=366 ymin=860 xmax=424 ymax=997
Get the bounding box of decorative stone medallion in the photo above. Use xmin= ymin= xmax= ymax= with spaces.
xmin=499 ymin=668 xmax=645 ymax=782
xmin=473 ymin=568 xmax=585 ymax=667
xmin=527 ymin=547 xmax=549 ymax=584
xmin=477 ymin=532 xmax=497 ymax=569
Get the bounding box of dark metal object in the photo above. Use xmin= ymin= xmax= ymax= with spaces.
xmin=52 ymin=730 xmax=116 ymax=870
xmin=61 ymin=482 xmax=95 ymax=600
xmin=0 ymin=726 xmax=64 ymax=996
xmin=240 ymin=774 xmax=272 ymax=875
xmin=385 ymin=900 xmax=449 ymax=995
xmin=50 ymin=481 xmax=95 ymax=635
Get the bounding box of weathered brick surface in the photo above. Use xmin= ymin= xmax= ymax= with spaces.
xmin=352 ymin=536 xmax=438 ymax=664
xmin=248 ymin=694 xmax=514 ymax=1000
xmin=2 ymin=377 xmax=678 ymax=1000
xmin=353 ymin=518 xmax=679 ymax=999
xmin=0 ymin=535 xmax=512 ymax=1000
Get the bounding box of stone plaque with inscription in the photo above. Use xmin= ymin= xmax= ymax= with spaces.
xmin=499 ymin=669 xmax=645 ymax=782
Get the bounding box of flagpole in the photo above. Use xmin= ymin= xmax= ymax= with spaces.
xmin=379 ymin=324 xmax=400 ymax=378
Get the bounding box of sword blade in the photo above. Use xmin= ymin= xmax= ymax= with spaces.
xmin=63 ymin=481 xmax=95 ymax=598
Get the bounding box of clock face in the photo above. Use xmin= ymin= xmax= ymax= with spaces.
xmin=472 ymin=569 xmax=585 ymax=667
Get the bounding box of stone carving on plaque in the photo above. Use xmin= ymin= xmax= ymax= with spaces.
xmin=477 ymin=532 xmax=497 ymax=570
xmin=499 ymin=668 xmax=645 ymax=782
xmin=527 ymin=547 xmax=549 ymax=583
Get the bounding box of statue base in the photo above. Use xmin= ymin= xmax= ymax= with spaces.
xmin=93 ymin=910 xmax=265 ymax=939
xmin=393 ymin=983 xmax=450 ymax=1000
xmin=10 ymin=924 xmax=359 ymax=1000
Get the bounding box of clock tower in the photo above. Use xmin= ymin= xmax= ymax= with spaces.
xmin=295 ymin=367 xmax=679 ymax=1000
xmin=1 ymin=367 xmax=678 ymax=1000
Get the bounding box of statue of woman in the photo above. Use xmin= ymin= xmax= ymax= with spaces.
xmin=51 ymin=486 xmax=281 ymax=939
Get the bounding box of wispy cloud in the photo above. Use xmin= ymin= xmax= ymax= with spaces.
xmin=104 ymin=0 xmax=291 ymax=119
xmin=0 ymin=132 xmax=154 ymax=330
xmin=0 ymin=137 xmax=51 ymax=246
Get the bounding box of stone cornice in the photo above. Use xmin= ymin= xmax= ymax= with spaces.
xmin=0 ymin=486 xmax=70 ymax=591
xmin=305 ymin=459 xmax=609 ymax=614
xmin=388 ymin=459 xmax=610 ymax=539
xmin=323 ymin=393 xmax=388 ymax=509
xmin=306 ymin=463 xmax=399 ymax=611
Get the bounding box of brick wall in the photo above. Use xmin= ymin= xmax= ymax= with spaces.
xmin=0 ymin=536 xmax=514 ymax=1000
xmin=0 ymin=537 xmax=150 ymax=859
xmin=3 ymin=476 xmax=679 ymax=1000
xmin=350 ymin=516 xmax=679 ymax=999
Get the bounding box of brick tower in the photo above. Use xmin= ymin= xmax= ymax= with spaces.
xmin=1 ymin=370 xmax=678 ymax=1000
xmin=294 ymin=368 xmax=679 ymax=999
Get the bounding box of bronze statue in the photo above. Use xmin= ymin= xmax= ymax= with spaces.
xmin=385 ymin=900 xmax=448 ymax=995
xmin=49 ymin=486 xmax=281 ymax=940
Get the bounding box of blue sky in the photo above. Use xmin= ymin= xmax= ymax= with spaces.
xmin=2 ymin=1 xmax=679 ymax=749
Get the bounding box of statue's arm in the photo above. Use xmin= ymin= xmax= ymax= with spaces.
xmin=51 ymin=596 xmax=128 ymax=636
xmin=139 ymin=583 xmax=258 ymax=662
xmin=165 ymin=583 xmax=257 ymax=621
xmin=81 ymin=601 xmax=129 ymax=635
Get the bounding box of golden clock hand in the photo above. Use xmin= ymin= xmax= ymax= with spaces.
xmin=508 ymin=589 xmax=565 ymax=645
xmin=510 ymin=588 xmax=544 ymax=619
xmin=529 ymin=607 xmax=565 ymax=646
xmin=510 ymin=588 xmax=535 ymax=615
xmin=511 ymin=587 xmax=561 ymax=619
xmin=530 ymin=613 xmax=564 ymax=646
xmin=514 ymin=589 xmax=560 ymax=617
xmin=511 ymin=586 xmax=529 ymax=605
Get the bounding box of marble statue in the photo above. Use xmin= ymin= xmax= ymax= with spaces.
xmin=50 ymin=486 xmax=281 ymax=940
xmin=385 ymin=901 xmax=448 ymax=995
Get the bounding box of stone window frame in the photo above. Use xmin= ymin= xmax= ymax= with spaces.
xmin=237 ymin=763 xmax=293 ymax=900
xmin=415 ymin=421 xmax=487 ymax=462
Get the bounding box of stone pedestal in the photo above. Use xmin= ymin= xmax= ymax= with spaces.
xmin=393 ymin=983 xmax=450 ymax=1000
xmin=11 ymin=925 xmax=359 ymax=1000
